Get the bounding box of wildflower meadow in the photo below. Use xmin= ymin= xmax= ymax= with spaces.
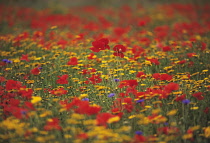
xmin=0 ymin=1 xmax=210 ymax=142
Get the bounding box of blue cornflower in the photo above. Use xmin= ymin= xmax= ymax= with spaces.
xmin=135 ymin=131 xmax=143 ymax=135
xmin=136 ymin=99 xmax=145 ymax=103
xmin=38 ymin=67 xmax=43 ymax=69
xmin=182 ymin=99 xmax=190 ymax=105
xmin=108 ymin=93 xmax=115 ymax=97
xmin=2 ymin=59 xmax=12 ymax=63
xmin=21 ymin=110 xmax=27 ymax=115
xmin=82 ymin=98 xmax=89 ymax=101
xmin=2 ymin=59 xmax=8 ymax=62
xmin=114 ymin=79 xmax=120 ymax=82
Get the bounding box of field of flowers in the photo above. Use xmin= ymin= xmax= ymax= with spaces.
xmin=0 ymin=2 xmax=210 ymax=143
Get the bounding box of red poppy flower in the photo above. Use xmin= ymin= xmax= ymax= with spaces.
xmin=87 ymin=53 xmax=96 ymax=59
xmin=44 ymin=118 xmax=62 ymax=131
xmin=136 ymin=71 xmax=146 ymax=79
xmin=131 ymin=45 xmax=145 ymax=59
xmin=74 ymin=102 xmax=101 ymax=115
xmin=152 ymin=73 xmax=173 ymax=81
xmin=162 ymin=46 xmax=171 ymax=52
xmin=18 ymin=87 xmax=33 ymax=99
xmin=62 ymin=98 xmax=101 ymax=115
xmin=187 ymin=53 xmax=196 ymax=58
xmin=50 ymin=88 xmax=68 ymax=96
xmin=200 ymin=42 xmax=206 ymax=51
xmin=134 ymin=134 xmax=147 ymax=143
xmin=160 ymin=73 xmax=173 ymax=81
xmin=0 ymin=76 xmax=6 ymax=82
xmin=175 ymin=94 xmax=186 ymax=102
xmin=86 ymin=74 xmax=102 ymax=85
xmin=140 ymin=37 xmax=151 ymax=46
xmin=192 ymin=92 xmax=204 ymax=100
xmin=177 ymin=60 xmax=186 ymax=64
xmin=76 ymin=133 xmax=88 ymax=139
xmin=96 ymin=113 xmax=115 ymax=126
xmin=0 ymin=61 xmax=6 ymax=67
xmin=119 ymin=80 xmax=138 ymax=88
xmin=113 ymin=27 xmax=129 ymax=37
xmin=157 ymin=127 xmax=179 ymax=135
xmin=6 ymin=80 xmax=22 ymax=91
xmin=124 ymin=104 xmax=133 ymax=113
xmin=57 ymin=39 xmax=68 ymax=46
xmin=20 ymin=54 xmax=30 ymax=62
xmin=204 ymin=107 xmax=209 ymax=114
xmin=146 ymin=58 xmax=160 ymax=65
xmin=188 ymin=61 xmax=194 ymax=67
xmin=67 ymin=57 xmax=78 ymax=65
xmin=90 ymin=38 xmax=110 ymax=52
xmin=138 ymin=20 xmax=147 ymax=26
xmin=111 ymin=108 xmax=121 ymax=114
xmin=164 ymin=82 xmax=179 ymax=93
xmin=24 ymin=101 xmax=35 ymax=110
xmin=31 ymin=67 xmax=40 ymax=75
xmin=126 ymin=86 xmax=137 ymax=95
xmin=113 ymin=44 xmax=127 ymax=58
xmin=56 ymin=74 xmax=68 ymax=84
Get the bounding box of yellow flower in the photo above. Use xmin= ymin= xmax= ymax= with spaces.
xmin=67 ymin=119 xmax=79 ymax=124
xmin=167 ymin=109 xmax=178 ymax=116
xmin=80 ymin=94 xmax=88 ymax=98
xmin=64 ymin=134 xmax=72 ymax=139
xmin=27 ymin=80 xmax=35 ymax=84
xmin=182 ymin=133 xmax=193 ymax=139
xmin=204 ymin=126 xmax=210 ymax=138
xmin=13 ymin=59 xmax=20 ymax=63
xmin=128 ymin=115 xmax=136 ymax=119
xmin=152 ymin=108 xmax=161 ymax=114
xmin=189 ymin=125 xmax=200 ymax=131
xmin=107 ymin=116 xmax=120 ymax=123
xmin=190 ymin=107 xmax=199 ymax=110
xmin=31 ymin=96 xmax=42 ymax=104
xmin=71 ymin=113 xmax=85 ymax=120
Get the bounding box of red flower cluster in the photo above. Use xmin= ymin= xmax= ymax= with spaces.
xmin=31 ymin=67 xmax=41 ymax=75
xmin=192 ymin=92 xmax=204 ymax=100
xmin=152 ymin=73 xmax=173 ymax=81
xmin=118 ymin=80 xmax=138 ymax=88
xmin=146 ymin=58 xmax=160 ymax=65
xmin=6 ymin=80 xmax=22 ymax=91
xmin=96 ymin=112 xmax=120 ymax=126
xmin=90 ymin=38 xmax=110 ymax=52
xmin=50 ymin=88 xmax=68 ymax=96
xmin=67 ymin=57 xmax=78 ymax=65
xmin=136 ymin=71 xmax=146 ymax=79
xmin=56 ymin=74 xmax=68 ymax=84
xmin=113 ymin=44 xmax=127 ymax=58
xmin=44 ymin=118 xmax=62 ymax=131
xmin=20 ymin=54 xmax=30 ymax=62
xmin=85 ymin=74 xmax=102 ymax=85
xmin=60 ymin=98 xmax=101 ymax=115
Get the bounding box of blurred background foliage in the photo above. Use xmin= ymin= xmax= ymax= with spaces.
xmin=0 ymin=0 xmax=210 ymax=9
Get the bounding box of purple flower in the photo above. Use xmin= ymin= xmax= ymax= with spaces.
xmin=108 ymin=93 xmax=115 ymax=97
xmin=82 ymin=98 xmax=89 ymax=101
xmin=21 ymin=110 xmax=27 ymax=115
xmin=2 ymin=59 xmax=8 ymax=62
xmin=136 ymin=99 xmax=145 ymax=103
xmin=182 ymin=99 xmax=190 ymax=105
xmin=114 ymin=79 xmax=120 ymax=82
xmin=2 ymin=59 xmax=12 ymax=63
xmin=135 ymin=131 xmax=143 ymax=135
xmin=38 ymin=67 xmax=43 ymax=69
